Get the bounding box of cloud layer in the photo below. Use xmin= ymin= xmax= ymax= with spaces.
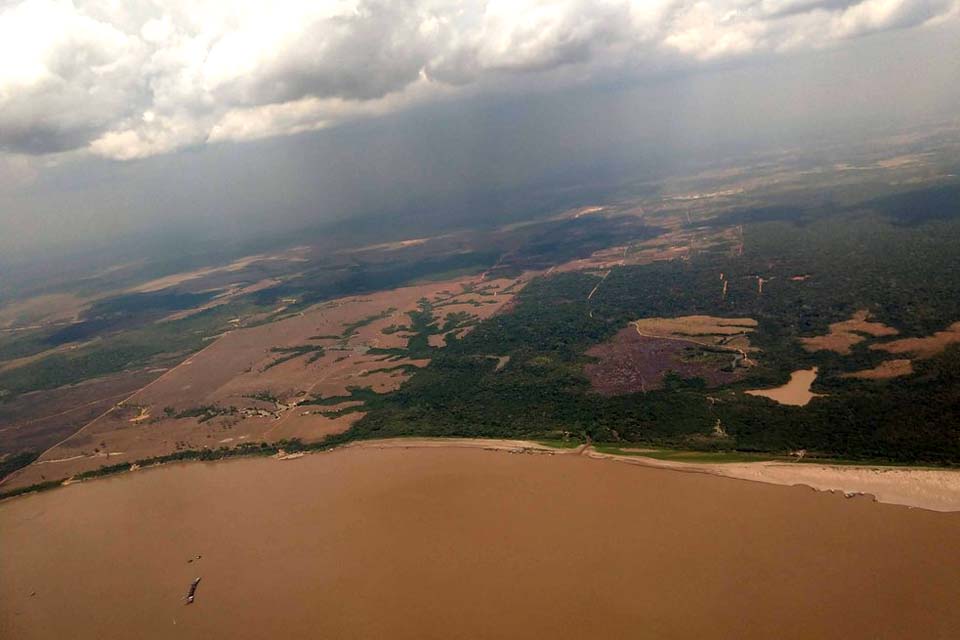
xmin=1 ymin=0 xmax=956 ymax=159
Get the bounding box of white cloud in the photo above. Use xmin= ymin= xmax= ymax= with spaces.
xmin=0 ymin=0 xmax=955 ymax=159
xmin=0 ymin=0 xmax=146 ymax=153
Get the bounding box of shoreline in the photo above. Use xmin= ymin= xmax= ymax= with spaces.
xmin=582 ymin=447 xmax=960 ymax=513
xmin=342 ymin=438 xmax=960 ymax=512
xmin=3 ymin=436 xmax=959 ymax=512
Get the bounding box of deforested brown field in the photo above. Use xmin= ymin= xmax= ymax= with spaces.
xmin=2 ymin=273 xmax=530 ymax=490
xmin=3 ymin=446 xmax=959 ymax=640
xmin=800 ymin=309 xmax=898 ymax=355
xmin=584 ymin=316 xmax=756 ymax=395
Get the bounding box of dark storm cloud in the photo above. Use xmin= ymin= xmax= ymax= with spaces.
xmin=0 ymin=0 xmax=956 ymax=159
xmin=2 ymin=17 xmax=958 ymax=264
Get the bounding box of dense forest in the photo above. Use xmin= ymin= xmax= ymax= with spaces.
xmin=0 ymin=187 xmax=960 ymax=500
xmin=0 ymin=209 xmax=656 ymax=402
xmin=333 ymin=186 xmax=960 ymax=464
xmin=3 ymin=185 xmax=960 ymax=500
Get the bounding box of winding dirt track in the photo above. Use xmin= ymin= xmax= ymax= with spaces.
xmin=632 ymin=322 xmax=752 ymax=365
xmin=32 ymin=337 xmax=227 ymax=461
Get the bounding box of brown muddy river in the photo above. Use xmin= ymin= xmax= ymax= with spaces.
xmin=3 ymin=446 xmax=960 ymax=639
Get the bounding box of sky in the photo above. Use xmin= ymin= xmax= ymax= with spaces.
xmin=1 ymin=0 xmax=959 ymax=265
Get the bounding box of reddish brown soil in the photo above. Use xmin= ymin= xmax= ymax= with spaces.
xmin=801 ymin=310 xmax=898 ymax=355
xmin=842 ymin=359 xmax=914 ymax=380
xmin=585 ymin=327 xmax=742 ymax=396
xmin=634 ymin=316 xmax=757 ymax=342
xmin=872 ymin=321 xmax=960 ymax=359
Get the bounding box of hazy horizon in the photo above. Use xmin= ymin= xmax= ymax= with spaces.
xmin=1 ymin=1 xmax=959 ymax=267
xmin=4 ymin=6 xmax=960 ymax=635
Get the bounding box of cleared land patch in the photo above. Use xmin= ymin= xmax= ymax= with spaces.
xmin=585 ymin=316 xmax=757 ymax=395
xmin=125 ymin=250 xmax=309 ymax=294
xmin=553 ymin=219 xmax=741 ymax=275
xmin=633 ymin=315 xmax=758 ymax=345
xmin=0 ymin=293 xmax=88 ymax=331
xmin=871 ymin=321 xmax=960 ymax=359
xmin=746 ymin=368 xmax=822 ymax=406
xmin=2 ymin=274 xmax=532 ymax=489
xmin=801 ymin=310 xmax=898 ymax=355
xmin=843 ymin=359 xmax=914 ymax=380
xmin=0 ymin=368 xmax=163 ymax=482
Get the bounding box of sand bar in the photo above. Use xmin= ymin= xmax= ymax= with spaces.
xmin=584 ymin=447 xmax=960 ymax=512
xmin=358 ymin=438 xmax=960 ymax=512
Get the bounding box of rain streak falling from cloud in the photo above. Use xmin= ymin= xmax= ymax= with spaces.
xmin=1 ymin=0 xmax=956 ymax=160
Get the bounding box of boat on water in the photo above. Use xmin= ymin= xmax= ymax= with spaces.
xmin=185 ymin=577 xmax=201 ymax=604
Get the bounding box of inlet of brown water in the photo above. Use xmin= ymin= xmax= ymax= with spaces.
xmin=3 ymin=447 xmax=959 ymax=639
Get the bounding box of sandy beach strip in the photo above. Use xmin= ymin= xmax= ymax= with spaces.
xmin=584 ymin=449 xmax=960 ymax=512
xmin=340 ymin=438 xmax=960 ymax=512
xmin=8 ymin=436 xmax=959 ymax=512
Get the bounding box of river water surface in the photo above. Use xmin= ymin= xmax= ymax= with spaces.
xmin=2 ymin=446 xmax=959 ymax=639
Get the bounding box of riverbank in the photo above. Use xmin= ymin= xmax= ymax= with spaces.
xmin=583 ymin=446 xmax=960 ymax=512
xmin=346 ymin=438 xmax=960 ymax=512
xmin=4 ymin=436 xmax=959 ymax=512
